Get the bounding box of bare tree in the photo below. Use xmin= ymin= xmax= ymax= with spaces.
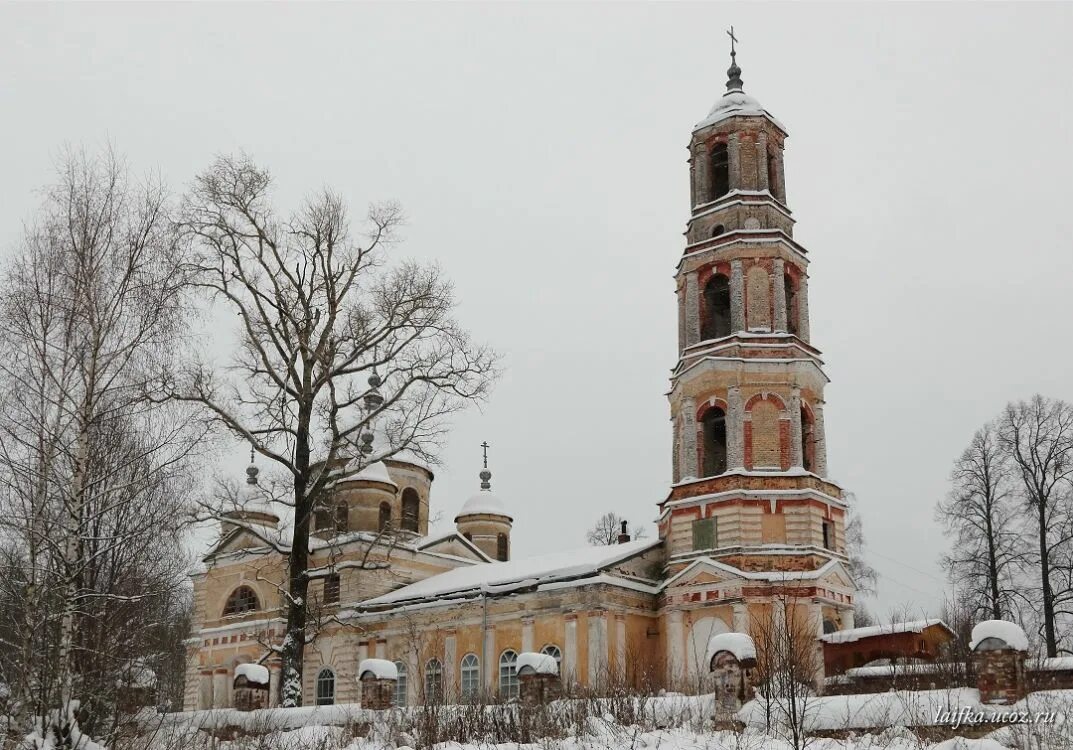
xmin=0 ymin=148 xmax=199 ymax=743
xmin=998 ymin=395 xmax=1073 ymax=657
xmin=585 ymin=511 xmax=647 ymax=546
xmin=936 ymin=421 xmax=1024 ymax=620
xmin=842 ymin=493 xmax=878 ymax=598
xmin=170 ymin=155 xmax=497 ymax=706
xmin=750 ymin=595 xmax=820 ymax=750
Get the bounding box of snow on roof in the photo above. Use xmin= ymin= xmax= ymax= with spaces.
xmin=234 ymin=663 xmax=270 ymax=686
xmin=516 ymin=652 xmax=558 ymax=676
xmin=363 ymin=538 xmax=660 ymax=607
xmin=705 ymin=632 xmax=756 ymax=665
xmin=820 ymin=619 xmax=950 ymax=644
xmin=694 ymin=89 xmax=786 ymax=133
xmin=357 ymin=658 xmax=398 ymax=681
xmin=970 ymin=619 xmax=1029 ymax=652
xmin=455 ymin=491 xmax=512 ymax=521
xmin=350 ymin=461 xmax=397 ymax=488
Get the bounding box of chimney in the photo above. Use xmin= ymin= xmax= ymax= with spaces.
xmin=617 ymin=520 xmax=631 ymax=544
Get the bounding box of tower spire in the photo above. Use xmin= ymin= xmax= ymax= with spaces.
xmin=479 ymin=441 xmax=492 ymax=491
xmin=726 ymin=26 xmax=743 ymax=92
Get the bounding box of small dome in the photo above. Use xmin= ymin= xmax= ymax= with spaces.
xmin=455 ymin=492 xmax=512 ymax=522
xmin=351 ymin=461 xmax=397 ymax=488
xmin=228 ymin=462 xmax=279 ymax=523
xmin=695 ymin=90 xmax=771 ymax=131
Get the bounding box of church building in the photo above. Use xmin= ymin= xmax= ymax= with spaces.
xmin=183 ymin=45 xmax=857 ymax=711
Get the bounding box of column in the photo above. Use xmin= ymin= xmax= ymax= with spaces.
xmin=483 ymin=626 xmax=496 ymax=693
xmin=732 ymin=604 xmax=749 ymax=634
xmin=773 ymin=259 xmax=787 ymax=332
xmin=797 ymin=273 xmax=811 ymax=342
xmin=694 ymin=143 xmax=710 ymax=205
xmin=756 ymin=132 xmax=770 ymax=192
xmin=444 ymin=631 xmax=457 ymax=702
xmin=727 ymin=386 xmax=744 ymax=470
xmin=666 ymin=611 xmax=684 ymax=690
xmin=407 ymin=650 xmax=419 ymax=705
xmin=587 ymin=611 xmax=608 ymax=688
xmin=615 ymin=615 xmax=627 ymax=683
xmin=681 ymin=397 xmax=698 ymax=479
xmin=728 ymin=133 xmax=741 ymax=191
xmin=212 ymin=668 xmax=229 ymax=708
xmin=564 ymin=615 xmax=578 ymax=686
xmin=811 ymin=603 xmax=825 ymax=638
xmin=684 ymin=272 xmax=700 ymax=346
xmin=730 ymin=260 xmax=744 ymax=333
xmin=199 ymin=671 xmax=214 ymax=711
xmin=268 ymin=665 xmax=280 ymax=708
xmin=813 ymin=401 xmax=828 ymax=477
xmin=521 ymin=617 xmax=534 ymax=653
xmin=789 ymin=387 xmax=803 ymax=468
xmin=840 ymin=607 xmax=855 ymax=631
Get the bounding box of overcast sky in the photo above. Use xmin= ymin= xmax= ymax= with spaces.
xmin=3 ymin=2 xmax=1072 ymax=619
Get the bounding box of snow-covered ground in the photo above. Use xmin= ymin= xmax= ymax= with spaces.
xmin=133 ymin=689 xmax=1072 ymax=750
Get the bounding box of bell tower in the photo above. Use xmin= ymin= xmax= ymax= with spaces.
xmin=659 ymin=36 xmax=855 ymax=675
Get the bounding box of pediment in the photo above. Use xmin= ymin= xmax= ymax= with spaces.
xmin=417 ymin=532 xmax=492 ymax=563
xmin=664 ymin=558 xmax=745 ymax=591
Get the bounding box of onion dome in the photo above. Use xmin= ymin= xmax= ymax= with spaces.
xmin=224 ymin=454 xmax=279 ymax=527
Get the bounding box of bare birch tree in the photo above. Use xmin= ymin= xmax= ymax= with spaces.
xmin=0 ymin=148 xmax=199 ymax=742
xmin=998 ymin=395 xmax=1073 ymax=657
xmin=841 ymin=493 xmax=878 ymax=598
xmin=170 ymin=155 xmax=497 ymax=706
xmin=936 ymin=421 xmax=1023 ymax=621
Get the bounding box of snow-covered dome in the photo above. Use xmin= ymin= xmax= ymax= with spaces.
xmin=226 ymin=462 xmax=279 ymax=525
xmin=455 ymin=491 xmax=512 ymax=521
xmin=693 ymin=47 xmax=786 ymax=133
xmin=350 ymin=460 xmax=397 ymax=488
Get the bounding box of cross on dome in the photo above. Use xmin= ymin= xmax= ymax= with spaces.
xmin=725 ymin=25 xmax=744 ymax=92
xmin=479 ymin=441 xmax=492 ymax=491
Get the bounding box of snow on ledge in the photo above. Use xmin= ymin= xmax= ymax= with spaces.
xmin=820 ymin=619 xmax=948 ymax=644
xmin=970 ymin=620 xmax=1029 ymax=652
xmin=705 ymin=632 xmax=757 ymax=665
xmin=516 ymin=652 xmax=558 ymax=676
xmin=358 ymin=658 xmax=399 ymax=681
xmin=234 ymin=663 xmax=270 ymax=686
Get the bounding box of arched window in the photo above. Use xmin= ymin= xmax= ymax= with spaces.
xmin=334 ymin=503 xmax=349 ymax=533
xmin=498 ymin=650 xmax=519 ymax=699
xmin=496 ymin=533 xmax=509 ymax=562
xmin=401 ymin=488 xmax=420 ymax=533
xmin=801 ymin=406 xmax=815 ymax=472
xmin=394 ymin=661 xmax=407 ymax=706
xmin=701 ymin=407 xmax=728 ymax=477
xmin=702 ymin=274 xmax=732 ymax=340
xmin=767 ymin=149 xmax=779 ymax=197
xmin=424 ymin=658 xmax=443 ymax=704
xmin=223 ymin=586 xmax=259 ymax=616
xmin=710 ymin=143 xmax=730 ymax=199
xmin=378 ymin=502 xmax=392 ymax=532
xmin=539 ymin=644 xmax=562 ymax=676
xmin=315 ymin=668 xmax=335 ymax=706
xmin=784 ymin=274 xmax=798 ymax=335
xmin=711 ymin=224 xmax=725 ymax=238
xmin=460 ymin=654 xmax=480 ymax=701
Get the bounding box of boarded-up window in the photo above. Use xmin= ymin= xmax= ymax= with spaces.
xmin=746 ymin=266 xmax=771 ymax=331
xmin=761 ymin=512 xmax=786 ymax=543
xmin=751 ymin=400 xmax=780 ymax=468
xmin=692 ymin=517 xmax=718 ymax=551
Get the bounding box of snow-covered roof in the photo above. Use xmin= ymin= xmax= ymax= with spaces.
xmin=358 ymin=658 xmax=398 ymax=681
xmin=363 ymin=538 xmax=661 ymax=607
xmin=455 ymin=491 xmax=511 ymax=521
xmin=970 ymin=619 xmax=1029 ymax=652
xmin=234 ymin=663 xmax=270 ymax=686
xmin=820 ymin=619 xmax=951 ymax=645
xmin=516 ymin=652 xmax=558 ymax=676
xmin=350 ymin=460 xmax=397 ymax=488
xmin=694 ymin=89 xmax=786 ymax=133
xmin=705 ymin=632 xmax=756 ymax=665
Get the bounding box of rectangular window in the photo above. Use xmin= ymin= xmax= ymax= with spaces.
xmin=692 ymin=517 xmax=717 ymax=551
xmin=323 ymin=573 xmax=340 ymax=605
xmin=822 ymin=520 xmax=833 ymax=550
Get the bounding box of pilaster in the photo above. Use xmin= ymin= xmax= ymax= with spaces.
xmin=789 ymin=387 xmax=803 ymax=468
xmin=694 ymin=143 xmax=709 ymax=205
xmin=564 ymin=615 xmax=578 ymax=686
xmin=685 ymin=272 xmax=700 ymax=347
xmin=757 ymin=131 xmax=770 ymax=192
xmin=813 ymin=401 xmax=828 ymax=477
xmin=773 ymin=258 xmax=787 ymax=332
xmin=730 ymin=260 xmax=744 ymax=333
xmin=798 ymin=273 xmax=811 ymax=342
xmin=728 ymin=133 xmax=742 ymax=189
xmin=727 ymin=386 xmax=744 ymax=470
xmin=681 ymin=397 xmax=698 ymax=478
